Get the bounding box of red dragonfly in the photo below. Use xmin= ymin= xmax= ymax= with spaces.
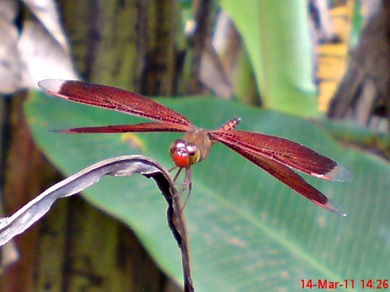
xmin=38 ymin=79 xmax=349 ymax=216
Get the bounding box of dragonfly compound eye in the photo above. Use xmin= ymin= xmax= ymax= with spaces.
xmin=169 ymin=140 xmax=200 ymax=167
xmin=185 ymin=142 xmax=200 ymax=165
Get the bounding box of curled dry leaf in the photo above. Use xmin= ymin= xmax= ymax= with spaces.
xmin=0 ymin=155 xmax=193 ymax=291
xmin=0 ymin=1 xmax=21 ymax=92
xmin=0 ymin=0 xmax=77 ymax=93
xmin=0 ymin=155 xmax=171 ymax=245
xmin=23 ymin=0 xmax=71 ymax=51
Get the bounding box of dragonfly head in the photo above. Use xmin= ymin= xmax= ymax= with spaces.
xmin=169 ymin=139 xmax=201 ymax=168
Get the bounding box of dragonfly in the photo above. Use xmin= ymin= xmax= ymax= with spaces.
xmin=38 ymin=79 xmax=349 ymax=216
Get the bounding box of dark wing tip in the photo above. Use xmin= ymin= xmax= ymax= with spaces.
xmin=322 ymin=199 xmax=347 ymax=217
xmin=49 ymin=128 xmax=77 ymax=134
xmin=325 ymin=164 xmax=351 ymax=182
xmin=38 ymin=79 xmax=67 ymax=93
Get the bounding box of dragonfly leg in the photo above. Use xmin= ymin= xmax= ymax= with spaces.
xmin=169 ymin=167 xmax=192 ymax=209
xmin=181 ymin=168 xmax=192 ymax=209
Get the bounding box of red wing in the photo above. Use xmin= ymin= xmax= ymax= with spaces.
xmin=38 ymin=79 xmax=191 ymax=127
xmin=209 ymin=132 xmax=346 ymax=216
xmin=209 ymin=130 xmax=350 ymax=181
xmin=57 ymin=122 xmax=189 ymax=134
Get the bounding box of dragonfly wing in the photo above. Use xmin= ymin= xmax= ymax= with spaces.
xmin=57 ymin=122 xmax=189 ymax=134
xmin=210 ymin=130 xmax=350 ymax=182
xmin=210 ymin=132 xmax=346 ymax=216
xmin=38 ymin=79 xmax=191 ymax=127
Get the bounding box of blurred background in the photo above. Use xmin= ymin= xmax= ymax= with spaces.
xmin=0 ymin=0 xmax=389 ymax=291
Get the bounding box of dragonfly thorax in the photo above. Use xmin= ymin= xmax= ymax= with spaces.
xmin=169 ymin=139 xmax=201 ymax=168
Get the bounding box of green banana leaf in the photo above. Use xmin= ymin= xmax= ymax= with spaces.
xmin=221 ymin=0 xmax=319 ymax=117
xmin=26 ymin=90 xmax=390 ymax=291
